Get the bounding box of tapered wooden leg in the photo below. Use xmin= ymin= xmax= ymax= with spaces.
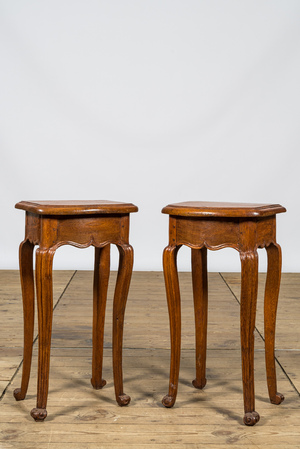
xmin=14 ymin=240 xmax=35 ymax=402
xmin=113 ymin=244 xmax=133 ymax=406
xmin=191 ymin=247 xmax=208 ymax=390
xmin=240 ymin=250 xmax=260 ymax=426
xmin=30 ymin=248 xmax=55 ymax=422
xmin=264 ymin=243 xmax=284 ymax=405
xmin=162 ymin=245 xmax=181 ymax=408
xmin=91 ymin=244 xmax=110 ymax=390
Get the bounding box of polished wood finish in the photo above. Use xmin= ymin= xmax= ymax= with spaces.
xmin=191 ymin=247 xmax=208 ymax=390
xmin=91 ymin=245 xmax=110 ymax=390
xmin=113 ymin=244 xmax=134 ymax=406
xmin=162 ymin=201 xmax=286 ymax=426
xmin=264 ymin=243 xmax=285 ymax=405
xmin=13 ymin=240 xmax=35 ymax=402
xmin=162 ymin=201 xmax=286 ymax=218
xmin=161 ymin=244 xmax=181 ymax=408
xmin=14 ymin=200 xmax=138 ymax=421
xmin=15 ymin=200 xmax=138 ymax=215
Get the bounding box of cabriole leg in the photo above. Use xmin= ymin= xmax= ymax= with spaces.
xmin=30 ymin=248 xmax=55 ymax=422
xmin=112 ymin=244 xmax=133 ymax=406
xmin=240 ymin=250 xmax=260 ymax=426
xmin=91 ymin=244 xmax=110 ymax=390
xmin=162 ymin=245 xmax=181 ymax=408
xmin=191 ymin=247 xmax=208 ymax=390
xmin=264 ymin=243 xmax=284 ymax=405
xmin=14 ymin=240 xmax=35 ymax=401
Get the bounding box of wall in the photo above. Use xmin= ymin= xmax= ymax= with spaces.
xmin=1 ymin=0 xmax=299 ymax=272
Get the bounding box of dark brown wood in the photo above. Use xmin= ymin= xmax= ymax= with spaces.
xmin=161 ymin=244 xmax=181 ymax=408
xmin=15 ymin=200 xmax=138 ymax=215
xmin=14 ymin=200 xmax=138 ymax=421
xmin=240 ymin=250 xmax=260 ymax=426
xmin=191 ymin=247 xmax=208 ymax=390
xmin=161 ymin=201 xmax=286 ymax=426
xmin=91 ymin=244 xmax=110 ymax=390
xmin=32 ymin=248 xmax=55 ymax=421
xmin=13 ymin=240 xmax=35 ymax=402
xmin=264 ymin=242 xmax=285 ymax=405
xmin=162 ymin=201 xmax=286 ymax=218
xmin=113 ymin=243 xmax=134 ymax=406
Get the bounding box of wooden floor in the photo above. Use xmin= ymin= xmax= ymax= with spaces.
xmin=0 ymin=270 xmax=300 ymax=448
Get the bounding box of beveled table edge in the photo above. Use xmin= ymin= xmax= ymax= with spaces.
xmin=161 ymin=201 xmax=286 ymax=218
xmin=15 ymin=200 xmax=138 ymax=215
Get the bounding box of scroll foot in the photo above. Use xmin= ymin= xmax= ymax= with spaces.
xmin=117 ymin=394 xmax=131 ymax=406
xmin=162 ymin=394 xmax=176 ymax=408
xmin=270 ymin=392 xmax=284 ymax=405
xmin=13 ymin=388 xmax=25 ymax=401
xmin=192 ymin=378 xmax=206 ymax=389
xmin=90 ymin=378 xmax=106 ymax=390
xmin=243 ymin=411 xmax=260 ymax=426
xmin=30 ymin=408 xmax=47 ymax=421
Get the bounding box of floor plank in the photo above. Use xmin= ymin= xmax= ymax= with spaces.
xmin=0 ymin=271 xmax=299 ymax=449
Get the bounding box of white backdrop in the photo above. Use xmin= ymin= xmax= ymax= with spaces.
xmin=1 ymin=0 xmax=299 ymax=272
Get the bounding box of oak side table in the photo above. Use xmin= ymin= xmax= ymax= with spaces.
xmin=161 ymin=201 xmax=286 ymax=426
xmin=14 ymin=200 xmax=138 ymax=421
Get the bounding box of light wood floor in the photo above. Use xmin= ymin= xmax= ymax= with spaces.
xmin=0 ymin=270 xmax=300 ymax=448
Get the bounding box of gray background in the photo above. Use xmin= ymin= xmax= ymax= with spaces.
xmin=1 ymin=0 xmax=299 ymax=271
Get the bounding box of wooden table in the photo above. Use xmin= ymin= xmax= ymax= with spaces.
xmin=13 ymin=200 xmax=138 ymax=421
xmin=161 ymin=201 xmax=286 ymax=425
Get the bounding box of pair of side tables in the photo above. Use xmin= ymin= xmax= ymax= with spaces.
xmin=14 ymin=200 xmax=286 ymax=426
